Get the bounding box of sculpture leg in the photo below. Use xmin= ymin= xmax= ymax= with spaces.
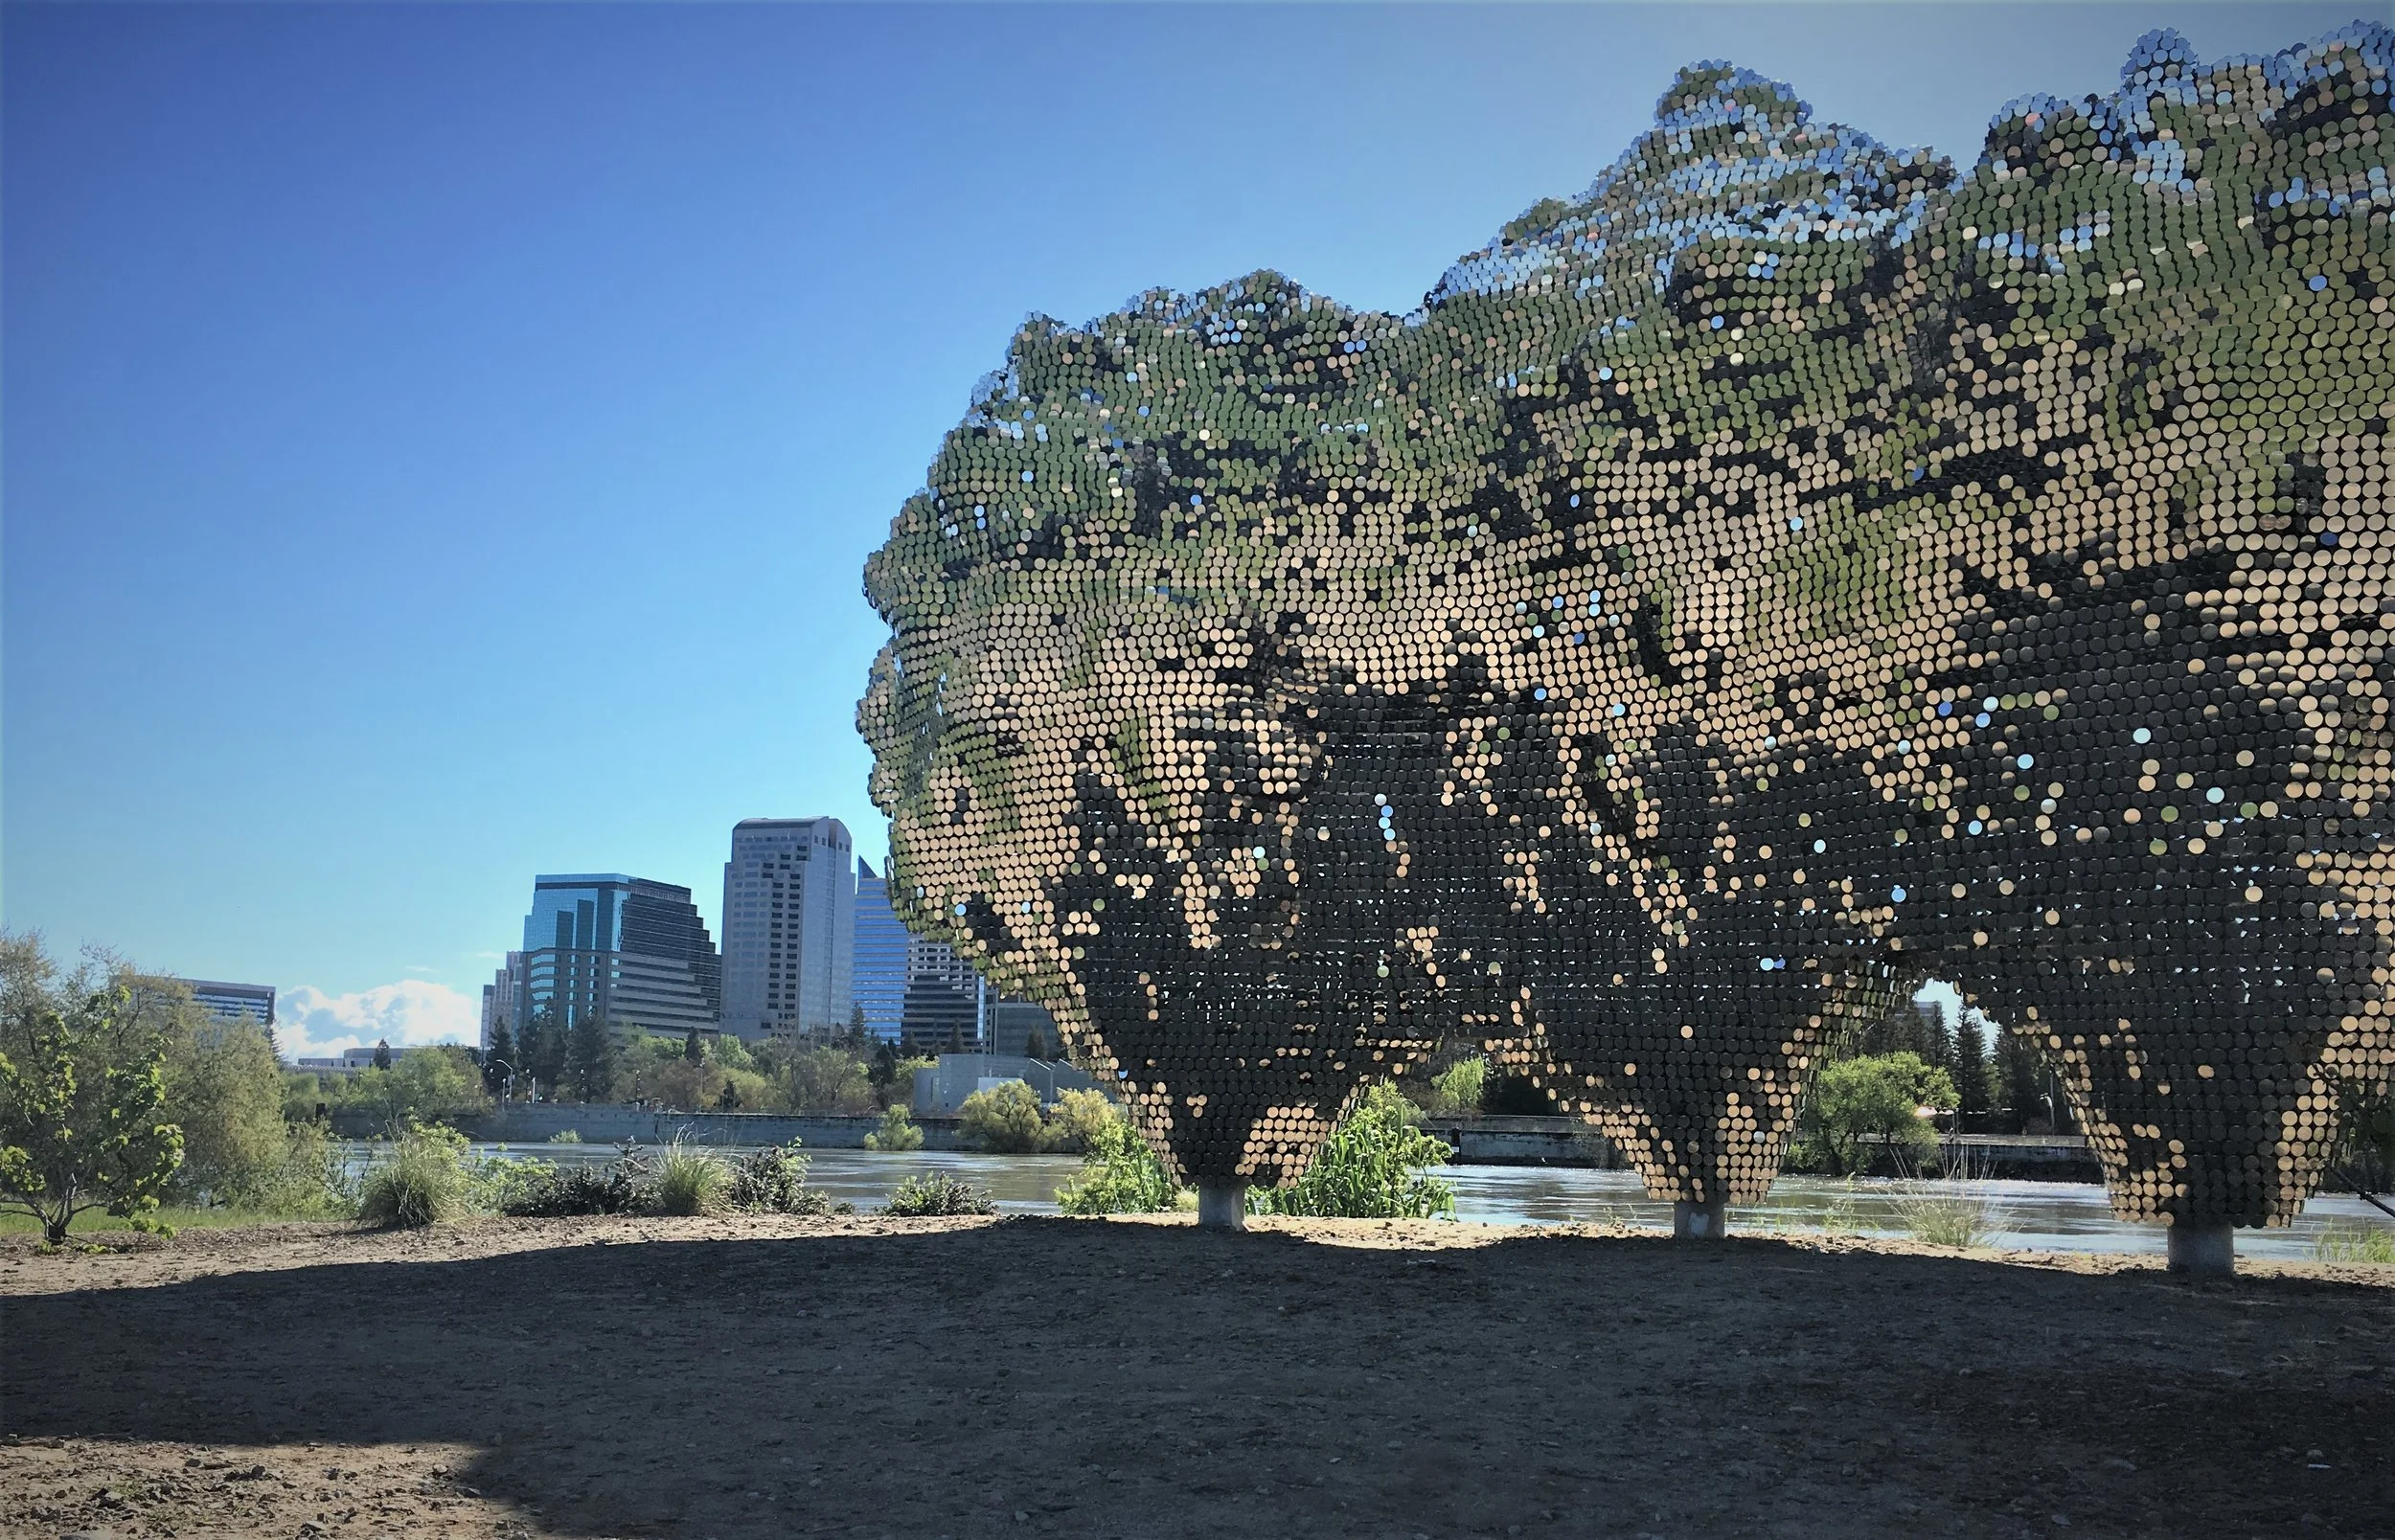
xmin=1197 ymin=1183 xmax=1247 ymax=1231
xmin=2165 ymin=1222 xmax=2234 ymax=1280
xmin=1674 ymin=1199 xmax=1728 ymax=1239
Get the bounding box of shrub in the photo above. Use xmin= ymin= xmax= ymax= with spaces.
xmin=357 ymin=1123 xmax=472 ymax=1228
xmin=1250 ymin=1084 xmax=1455 ymax=1219
xmin=883 ymin=1172 xmax=996 ymax=1217
xmin=1041 ymin=1087 xmax=1119 ymax=1153
xmin=656 ymin=1142 xmax=729 ymax=1216
xmin=863 ymin=1103 xmax=924 ymax=1152
xmin=959 ymin=1079 xmax=1045 ymax=1153
xmin=724 ymin=1141 xmax=836 ymax=1214
xmin=498 ymin=1148 xmax=656 ymax=1217
xmin=547 ymin=1129 xmax=583 ymax=1144
xmin=1057 ymin=1116 xmax=1179 ymax=1215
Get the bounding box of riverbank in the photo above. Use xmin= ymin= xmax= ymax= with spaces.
xmin=4 ymin=1216 xmax=2389 ymax=1540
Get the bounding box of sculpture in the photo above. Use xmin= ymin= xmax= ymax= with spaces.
xmin=860 ymin=26 xmax=2395 ymax=1260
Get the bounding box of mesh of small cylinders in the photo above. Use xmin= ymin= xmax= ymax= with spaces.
xmin=859 ymin=25 xmax=2395 ymax=1221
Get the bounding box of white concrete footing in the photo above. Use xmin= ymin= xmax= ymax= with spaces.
xmin=1197 ymin=1183 xmax=1247 ymax=1231
xmin=2166 ymin=1222 xmax=2235 ymax=1280
xmin=1674 ymin=1199 xmax=1728 ymax=1239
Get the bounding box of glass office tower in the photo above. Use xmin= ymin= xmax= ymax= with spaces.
xmin=851 ymin=859 xmax=909 ymax=1044
xmin=518 ymin=874 xmax=720 ymax=1036
xmin=719 ymin=819 xmax=855 ymax=1040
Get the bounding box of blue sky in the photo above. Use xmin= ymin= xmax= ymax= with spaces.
xmin=4 ymin=2 xmax=2362 ymax=1053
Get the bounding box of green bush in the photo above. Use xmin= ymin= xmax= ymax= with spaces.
xmin=724 ymin=1141 xmax=838 ymax=1214
xmin=656 ymin=1142 xmax=729 ymax=1216
xmin=357 ymin=1123 xmax=472 ymax=1228
xmin=1799 ymin=1053 xmax=1957 ymax=1177
xmin=882 ymin=1172 xmax=996 ymax=1217
xmin=1057 ymin=1116 xmax=1179 ymax=1215
xmin=1249 ymin=1084 xmax=1455 ymax=1219
xmin=547 ymin=1129 xmax=583 ymax=1144
xmin=497 ymin=1149 xmax=656 ymax=1217
xmin=959 ymin=1080 xmax=1045 ymax=1153
xmin=862 ymin=1103 xmax=924 ymax=1152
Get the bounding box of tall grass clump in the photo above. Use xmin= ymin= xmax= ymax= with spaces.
xmin=882 ymin=1172 xmax=996 ymax=1217
xmin=1057 ymin=1114 xmax=1179 ymax=1215
xmin=656 ymin=1141 xmax=730 ymax=1216
xmin=1888 ymin=1144 xmax=2012 ymax=1250
xmin=356 ymin=1123 xmax=473 ymax=1228
xmin=2314 ymin=1222 xmax=2395 ymax=1264
xmin=1249 ymin=1084 xmax=1455 ymax=1220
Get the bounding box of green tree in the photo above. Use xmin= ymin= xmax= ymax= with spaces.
xmin=162 ymin=1008 xmax=288 ymax=1204
xmin=566 ymin=1016 xmax=619 ymax=1102
xmin=372 ymin=1038 xmax=394 ymax=1071
xmin=682 ymin=1028 xmax=704 ymax=1065
xmin=521 ymin=1006 xmax=570 ymax=1097
xmin=1803 ymin=1052 xmax=1957 ymax=1176
xmin=1993 ymin=1030 xmax=2045 ymax=1132
xmin=1420 ymin=1055 xmax=1488 ymax=1118
xmin=0 ymin=936 xmax=186 ymax=1243
xmin=1021 ymin=1024 xmax=1050 ymax=1061
xmin=1041 ymin=1087 xmax=1119 ymax=1152
xmin=1950 ymin=1008 xmax=1995 ymax=1122
xmin=783 ymin=1045 xmax=874 ymax=1115
xmin=1249 ymin=1084 xmax=1454 ymax=1219
xmin=959 ymin=1079 xmax=1045 ymax=1153
xmin=339 ymin=1045 xmax=490 ymax=1134
xmin=483 ymin=1019 xmax=517 ymax=1098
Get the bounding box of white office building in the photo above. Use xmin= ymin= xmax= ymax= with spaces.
xmin=720 ymin=818 xmax=855 ymax=1039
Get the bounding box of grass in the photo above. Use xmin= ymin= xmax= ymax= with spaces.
xmin=2314 ymin=1221 xmax=2395 ymax=1264
xmin=0 ymin=1205 xmax=331 ymax=1236
xmin=655 ymin=1142 xmax=730 ymax=1216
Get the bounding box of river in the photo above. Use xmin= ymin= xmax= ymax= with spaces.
xmin=348 ymin=1143 xmax=2392 ymax=1263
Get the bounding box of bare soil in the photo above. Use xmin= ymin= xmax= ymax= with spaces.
xmin=2 ymin=1214 xmax=2389 ymax=1540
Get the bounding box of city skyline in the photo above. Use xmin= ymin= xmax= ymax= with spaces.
xmin=6 ymin=3 xmax=2357 ymax=1061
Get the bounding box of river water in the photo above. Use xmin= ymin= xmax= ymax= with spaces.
xmin=382 ymin=1143 xmax=2390 ymax=1263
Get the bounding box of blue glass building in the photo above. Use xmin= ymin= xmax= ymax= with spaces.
xmin=518 ymin=874 xmax=720 ymax=1036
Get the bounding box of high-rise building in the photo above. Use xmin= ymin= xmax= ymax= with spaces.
xmin=851 ymin=859 xmax=909 ymax=1044
xmin=186 ymin=981 xmax=276 ymax=1038
xmin=518 ymin=875 xmax=719 ymax=1036
xmin=900 ymin=931 xmax=983 ymax=1054
xmin=479 ymin=952 xmax=526 ymax=1050
xmin=719 ymin=819 xmax=855 ymax=1039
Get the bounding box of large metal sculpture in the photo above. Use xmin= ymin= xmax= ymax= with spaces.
xmin=861 ymin=26 xmax=2395 ymax=1266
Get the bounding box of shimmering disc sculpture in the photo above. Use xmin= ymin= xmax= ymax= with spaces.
xmin=860 ymin=25 xmax=2395 ymax=1224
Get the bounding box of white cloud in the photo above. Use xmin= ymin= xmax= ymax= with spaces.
xmin=278 ymin=981 xmax=480 ymax=1062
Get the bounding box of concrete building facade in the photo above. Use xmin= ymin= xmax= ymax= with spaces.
xmin=719 ymin=819 xmax=855 ymax=1040
xmin=480 ymin=951 xmax=526 ymax=1050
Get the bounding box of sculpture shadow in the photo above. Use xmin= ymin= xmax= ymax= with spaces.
xmin=8 ymin=1218 xmax=2390 ymax=1538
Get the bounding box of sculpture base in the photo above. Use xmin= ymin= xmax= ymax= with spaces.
xmin=1197 ymin=1183 xmax=1247 ymax=1231
xmin=2166 ymin=1222 xmax=2234 ymax=1280
xmin=1674 ymin=1199 xmax=1728 ymax=1239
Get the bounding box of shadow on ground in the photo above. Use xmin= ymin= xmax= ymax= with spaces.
xmin=5 ymin=1217 xmax=2391 ymax=1539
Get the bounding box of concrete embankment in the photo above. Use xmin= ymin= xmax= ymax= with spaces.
xmin=331 ymin=1102 xmax=2105 ymax=1179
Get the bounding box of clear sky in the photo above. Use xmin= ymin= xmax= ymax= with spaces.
xmin=4 ymin=2 xmax=2365 ymax=1055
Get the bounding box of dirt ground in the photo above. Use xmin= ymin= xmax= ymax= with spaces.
xmin=2 ymin=1215 xmax=2389 ymax=1540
